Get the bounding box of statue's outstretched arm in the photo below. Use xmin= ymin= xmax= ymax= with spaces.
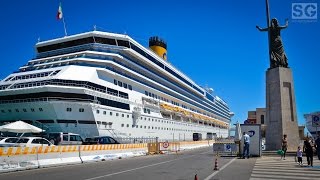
xmin=256 ymin=25 xmax=269 ymax=32
xmin=279 ymin=19 xmax=289 ymax=29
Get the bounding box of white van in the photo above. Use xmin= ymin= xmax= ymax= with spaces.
xmin=47 ymin=132 xmax=83 ymax=145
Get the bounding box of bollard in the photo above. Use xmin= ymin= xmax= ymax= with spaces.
xmin=214 ymin=158 xmax=219 ymax=170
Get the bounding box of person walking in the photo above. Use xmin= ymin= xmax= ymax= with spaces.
xmin=315 ymin=135 xmax=320 ymax=160
xmin=281 ymin=134 xmax=288 ymax=160
xmin=242 ymin=132 xmax=250 ymax=159
xmin=303 ymin=137 xmax=314 ymax=167
xmin=297 ymin=146 xmax=303 ymax=166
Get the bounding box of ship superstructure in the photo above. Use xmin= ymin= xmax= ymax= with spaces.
xmin=0 ymin=31 xmax=231 ymax=140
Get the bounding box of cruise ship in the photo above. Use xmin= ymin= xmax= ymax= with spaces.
xmin=0 ymin=31 xmax=232 ymax=141
xmin=304 ymin=111 xmax=320 ymax=139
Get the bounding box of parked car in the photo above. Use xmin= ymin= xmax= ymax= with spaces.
xmin=83 ymin=136 xmax=120 ymax=145
xmin=46 ymin=132 xmax=84 ymax=145
xmin=0 ymin=137 xmax=53 ymax=147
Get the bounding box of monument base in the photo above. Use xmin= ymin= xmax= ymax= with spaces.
xmin=266 ymin=67 xmax=300 ymax=151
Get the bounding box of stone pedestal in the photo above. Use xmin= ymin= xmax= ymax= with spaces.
xmin=266 ymin=67 xmax=300 ymax=151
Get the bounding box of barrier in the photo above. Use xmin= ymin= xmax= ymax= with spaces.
xmin=0 ymin=143 xmax=148 ymax=173
xmin=0 ymin=147 xmax=39 ymax=172
xmin=0 ymin=141 xmax=213 ymax=173
xmin=159 ymin=142 xmax=180 ymax=153
xmin=212 ymin=142 xmax=238 ymax=157
xmin=147 ymin=143 xmax=160 ymax=154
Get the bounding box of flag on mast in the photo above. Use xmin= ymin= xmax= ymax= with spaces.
xmin=57 ymin=3 xmax=63 ymax=20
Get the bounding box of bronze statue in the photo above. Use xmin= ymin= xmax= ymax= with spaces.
xmin=256 ymin=18 xmax=289 ymax=69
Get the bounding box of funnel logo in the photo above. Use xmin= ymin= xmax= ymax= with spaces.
xmin=163 ymin=53 xmax=167 ymax=60
xmin=248 ymin=130 xmax=255 ymax=137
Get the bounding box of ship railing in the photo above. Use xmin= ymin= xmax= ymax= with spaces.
xmin=115 ymin=137 xmax=158 ymax=144
xmin=0 ymin=97 xmax=93 ymax=104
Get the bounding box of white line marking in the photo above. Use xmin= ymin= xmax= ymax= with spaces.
xmin=84 ymin=151 xmax=212 ymax=180
xmin=204 ymin=158 xmax=236 ymax=180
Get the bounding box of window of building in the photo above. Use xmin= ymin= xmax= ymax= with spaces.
xmin=261 ymin=115 xmax=265 ymax=124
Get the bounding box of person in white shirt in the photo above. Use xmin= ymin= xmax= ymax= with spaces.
xmin=242 ymin=132 xmax=250 ymax=159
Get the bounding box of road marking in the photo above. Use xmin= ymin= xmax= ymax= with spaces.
xmin=84 ymin=151 xmax=211 ymax=180
xmin=203 ymin=158 xmax=236 ymax=180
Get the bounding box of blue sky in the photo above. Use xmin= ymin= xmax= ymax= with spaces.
xmin=0 ymin=0 xmax=319 ymax=127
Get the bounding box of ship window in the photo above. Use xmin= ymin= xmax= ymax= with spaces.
xmin=117 ymin=40 xmax=130 ymax=48
xmin=96 ymin=110 xmax=100 ymax=114
xmin=94 ymin=37 xmax=116 ymax=45
xmin=116 ymin=113 xmax=119 ymax=116
xmin=79 ymin=108 xmax=84 ymax=112
xmin=110 ymin=112 xmax=112 ymax=116
xmin=78 ymin=120 xmax=96 ymax=124
xmin=132 ymin=125 xmax=135 ymax=128
xmin=37 ymin=119 xmax=55 ymax=123
xmin=23 ymin=109 xmax=27 ymax=112
xmin=127 ymin=115 xmax=129 ymax=118
xmin=66 ymin=108 xmax=72 ymax=112
xmin=8 ymin=109 xmax=12 ymax=113
xmin=144 ymin=126 xmax=146 ymax=129
xmin=140 ymin=125 xmax=142 ymax=128
xmin=122 ymin=114 xmax=124 ymax=117
xmin=145 ymin=91 xmax=148 ymax=96
xmin=0 ymin=110 xmax=4 ymax=113
xmin=118 ymin=81 xmax=122 ymax=87
xmin=114 ymin=79 xmax=117 ymax=85
xmin=126 ymin=124 xmax=129 ymax=127
xmin=148 ymin=126 xmax=150 ymax=129
xmin=121 ymin=124 xmax=124 ymax=127
xmin=128 ymin=85 xmax=132 ymax=90
xmin=103 ymin=111 xmax=106 ymax=115
xmin=15 ymin=109 xmax=19 ymax=112
xmin=123 ymin=83 xmax=127 ymax=88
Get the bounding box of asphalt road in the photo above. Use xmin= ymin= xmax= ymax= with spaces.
xmin=0 ymin=147 xmax=238 ymax=180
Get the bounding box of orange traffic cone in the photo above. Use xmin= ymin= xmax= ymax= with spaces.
xmin=214 ymin=158 xmax=219 ymax=170
xmin=194 ymin=174 xmax=198 ymax=180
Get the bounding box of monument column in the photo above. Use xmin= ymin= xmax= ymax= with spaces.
xmin=266 ymin=67 xmax=299 ymax=151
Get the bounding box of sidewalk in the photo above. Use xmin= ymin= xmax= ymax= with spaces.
xmin=210 ymin=156 xmax=320 ymax=180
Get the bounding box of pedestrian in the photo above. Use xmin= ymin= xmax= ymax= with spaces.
xmin=242 ymin=132 xmax=250 ymax=159
xmin=303 ymin=137 xmax=314 ymax=167
xmin=315 ymin=135 xmax=320 ymax=160
xmin=297 ymin=146 xmax=303 ymax=166
xmin=281 ymin=134 xmax=288 ymax=160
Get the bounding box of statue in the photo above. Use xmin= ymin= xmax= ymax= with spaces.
xmin=256 ymin=18 xmax=289 ymax=69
